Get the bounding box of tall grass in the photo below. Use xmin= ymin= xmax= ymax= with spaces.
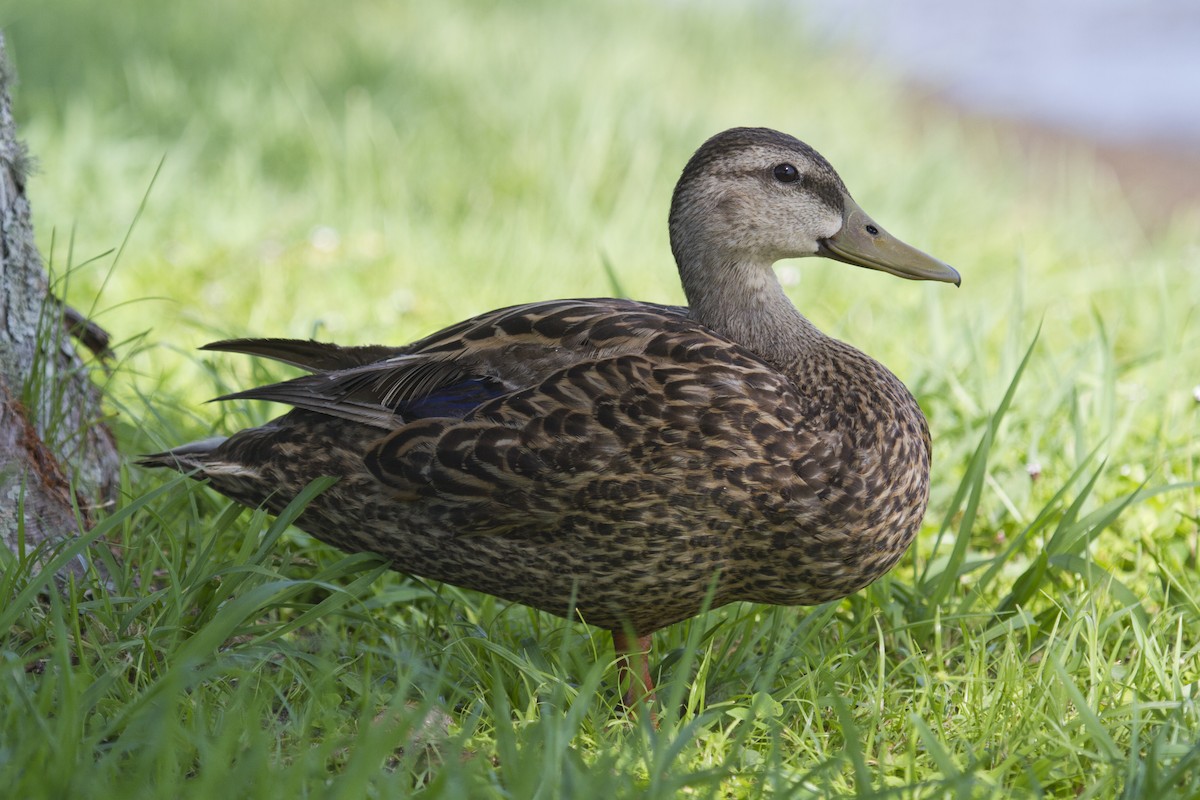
xmin=2 ymin=0 xmax=1199 ymax=796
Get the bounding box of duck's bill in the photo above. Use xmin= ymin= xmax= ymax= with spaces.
xmin=818 ymin=195 xmax=961 ymax=286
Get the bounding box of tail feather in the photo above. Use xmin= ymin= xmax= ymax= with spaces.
xmin=138 ymin=436 xmax=228 ymax=470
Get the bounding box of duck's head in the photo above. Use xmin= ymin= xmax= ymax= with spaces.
xmin=668 ymin=127 xmax=960 ymax=287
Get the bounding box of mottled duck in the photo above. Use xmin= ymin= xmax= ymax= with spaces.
xmin=143 ymin=127 xmax=960 ymax=709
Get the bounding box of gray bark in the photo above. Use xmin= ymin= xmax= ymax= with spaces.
xmin=0 ymin=32 xmax=120 ymax=569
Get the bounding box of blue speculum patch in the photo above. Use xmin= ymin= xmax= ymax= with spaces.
xmin=401 ymin=377 xmax=507 ymax=419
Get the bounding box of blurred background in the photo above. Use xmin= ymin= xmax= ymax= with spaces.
xmin=798 ymin=0 xmax=1200 ymax=217
xmin=4 ymin=0 xmax=1198 ymax=323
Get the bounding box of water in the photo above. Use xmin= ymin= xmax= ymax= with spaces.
xmin=796 ymin=0 xmax=1200 ymax=153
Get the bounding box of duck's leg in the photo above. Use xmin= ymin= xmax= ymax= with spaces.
xmin=612 ymin=630 xmax=656 ymax=712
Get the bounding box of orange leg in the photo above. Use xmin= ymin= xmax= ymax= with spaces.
xmin=612 ymin=630 xmax=656 ymax=714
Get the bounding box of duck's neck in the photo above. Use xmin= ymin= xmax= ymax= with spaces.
xmin=680 ymin=254 xmax=826 ymax=371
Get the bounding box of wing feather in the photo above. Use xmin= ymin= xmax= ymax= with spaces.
xmin=202 ymin=338 xmax=405 ymax=372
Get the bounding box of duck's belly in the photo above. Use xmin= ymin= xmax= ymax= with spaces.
xmin=210 ymin=454 xmax=919 ymax=634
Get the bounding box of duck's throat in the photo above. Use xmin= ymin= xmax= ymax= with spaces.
xmin=681 ymin=257 xmax=823 ymax=367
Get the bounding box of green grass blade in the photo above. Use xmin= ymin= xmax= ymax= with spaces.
xmin=925 ymin=328 xmax=1039 ymax=606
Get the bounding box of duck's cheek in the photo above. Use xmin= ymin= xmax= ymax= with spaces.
xmin=771 ymin=204 xmax=843 ymax=260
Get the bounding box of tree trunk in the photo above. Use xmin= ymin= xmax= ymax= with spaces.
xmin=0 ymin=33 xmax=120 ymax=571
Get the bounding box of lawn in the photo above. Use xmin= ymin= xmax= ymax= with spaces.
xmin=2 ymin=0 xmax=1199 ymax=797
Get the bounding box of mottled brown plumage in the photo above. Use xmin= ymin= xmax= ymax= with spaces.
xmin=142 ymin=128 xmax=959 ymax=707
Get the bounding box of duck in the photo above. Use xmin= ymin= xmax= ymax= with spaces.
xmin=142 ymin=127 xmax=959 ymax=710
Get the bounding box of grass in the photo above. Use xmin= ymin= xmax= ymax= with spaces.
xmin=3 ymin=0 xmax=1200 ymax=796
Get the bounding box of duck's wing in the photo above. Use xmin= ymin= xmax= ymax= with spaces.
xmin=367 ymin=298 xmax=866 ymax=536
xmin=200 ymin=296 xmax=864 ymax=539
xmin=208 ymin=298 xmax=697 ymax=428
xmin=363 ymin=348 xmax=860 ymax=537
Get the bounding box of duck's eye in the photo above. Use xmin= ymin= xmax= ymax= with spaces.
xmin=865 ymin=224 xmax=879 ymax=236
xmin=773 ymin=163 xmax=800 ymax=183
